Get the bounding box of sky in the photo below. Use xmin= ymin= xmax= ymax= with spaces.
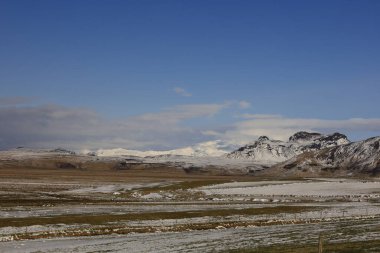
xmin=0 ymin=0 xmax=380 ymax=151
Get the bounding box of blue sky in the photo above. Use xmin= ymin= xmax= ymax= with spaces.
xmin=0 ymin=0 xmax=380 ymax=150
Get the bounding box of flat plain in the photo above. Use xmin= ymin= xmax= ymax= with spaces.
xmin=0 ymin=152 xmax=379 ymax=253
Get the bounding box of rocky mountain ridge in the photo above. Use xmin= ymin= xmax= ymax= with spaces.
xmin=2 ymin=132 xmax=379 ymax=177
xmin=270 ymin=136 xmax=380 ymax=177
xmin=226 ymin=132 xmax=350 ymax=164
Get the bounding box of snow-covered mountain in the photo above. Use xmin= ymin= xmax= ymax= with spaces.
xmin=271 ymin=136 xmax=380 ymax=177
xmin=94 ymin=140 xmax=237 ymax=158
xmin=93 ymin=132 xmax=350 ymax=163
xmin=226 ymin=132 xmax=350 ymax=164
xmin=3 ymin=133 xmax=379 ymax=177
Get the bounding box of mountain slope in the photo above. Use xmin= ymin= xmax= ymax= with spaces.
xmin=267 ymin=136 xmax=380 ymax=177
xmin=226 ymin=132 xmax=350 ymax=164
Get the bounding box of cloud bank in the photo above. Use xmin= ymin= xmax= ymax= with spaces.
xmin=1 ymin=103 xmax=380 ymax=151
xmin=213 ymin=114 xmax=380 ymax=145
xmin=0 ymin=103 xmax=228 ymax=150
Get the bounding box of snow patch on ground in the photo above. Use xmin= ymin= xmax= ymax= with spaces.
xmin=140 ymin=193 xmax=163 ymax=200
xmin=62 ymin=182 xmax=172 ymax=194
xmin=199 ymin=180 xmax=380 ymax=197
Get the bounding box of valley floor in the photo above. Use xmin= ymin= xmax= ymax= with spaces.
xmin=0 ymin=162 xmax=380 ymax=252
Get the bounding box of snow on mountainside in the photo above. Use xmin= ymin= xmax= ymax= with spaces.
xmin=271 ymin=136 xmax=380 ymax=177
xmin=95 ymin=140 xmax=237 ymax=158
xmin=94 ymin=132 xmax=350 ymax=163
xmin=226 ymin=132 xmax=350 ymax=164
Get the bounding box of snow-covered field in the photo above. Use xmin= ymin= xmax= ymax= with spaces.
xmin=1 ymin=178 xmax=380 ymax=252
xmin=1 ymin=147 xmax=380 ymax=252
xmin=2 ymin=217 xmax=380 ymax=253
xmin=0 ymin=202 xmax=275 ymax=219
xmin=199 ymin=179 xmax=380 ymax=197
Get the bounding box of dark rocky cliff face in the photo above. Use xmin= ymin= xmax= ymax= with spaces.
xmin=288 ymin=132 xmax=322 ymax=142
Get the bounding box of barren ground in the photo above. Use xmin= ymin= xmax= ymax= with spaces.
xmin=0 ymin=153 xmax=379 ymax=252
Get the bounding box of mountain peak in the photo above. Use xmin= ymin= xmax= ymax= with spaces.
xmin=319 ymin=132 xmax=348 ymax=142
xmin=227 ymin=131 xmax=351 ymax=164
xmin=257 ymin=136 xmax=270 ymax=142
xmin=289 ymin=131 xmax=322 ymax=142
xmin=274 ymin=135 xmax=380 ymax=176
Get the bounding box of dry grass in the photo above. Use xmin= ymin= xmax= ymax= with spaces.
xmin=0 ymin=205 xmax=318 ymax=227
xmin=227 ymin=239 xmax=380 ymax=253
xmin=0 ymin=156 xmax=253 ymax=183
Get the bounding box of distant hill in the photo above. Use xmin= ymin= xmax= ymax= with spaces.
xmin=94 ymin=140 xmax=236 ymax=158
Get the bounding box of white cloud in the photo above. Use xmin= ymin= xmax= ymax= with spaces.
xmin=238 ymin=100 xmax=251 ymax=109
xmin=0 ymin=102 xmax=229 ymax=151
xmin=240 ymin=113 xmax=282 ymax=119
xmin=173 ymin=87 xmax=192 ymax=97
xmin=213 ymin=115 xmax=380 ymax=145
xmin=201 ymin=130 xmax=221 ymax=136
xmin=136 ymin=103 xmax=227 ymax=123
xmin=1 ymin=100 xmax=380 ymax=151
